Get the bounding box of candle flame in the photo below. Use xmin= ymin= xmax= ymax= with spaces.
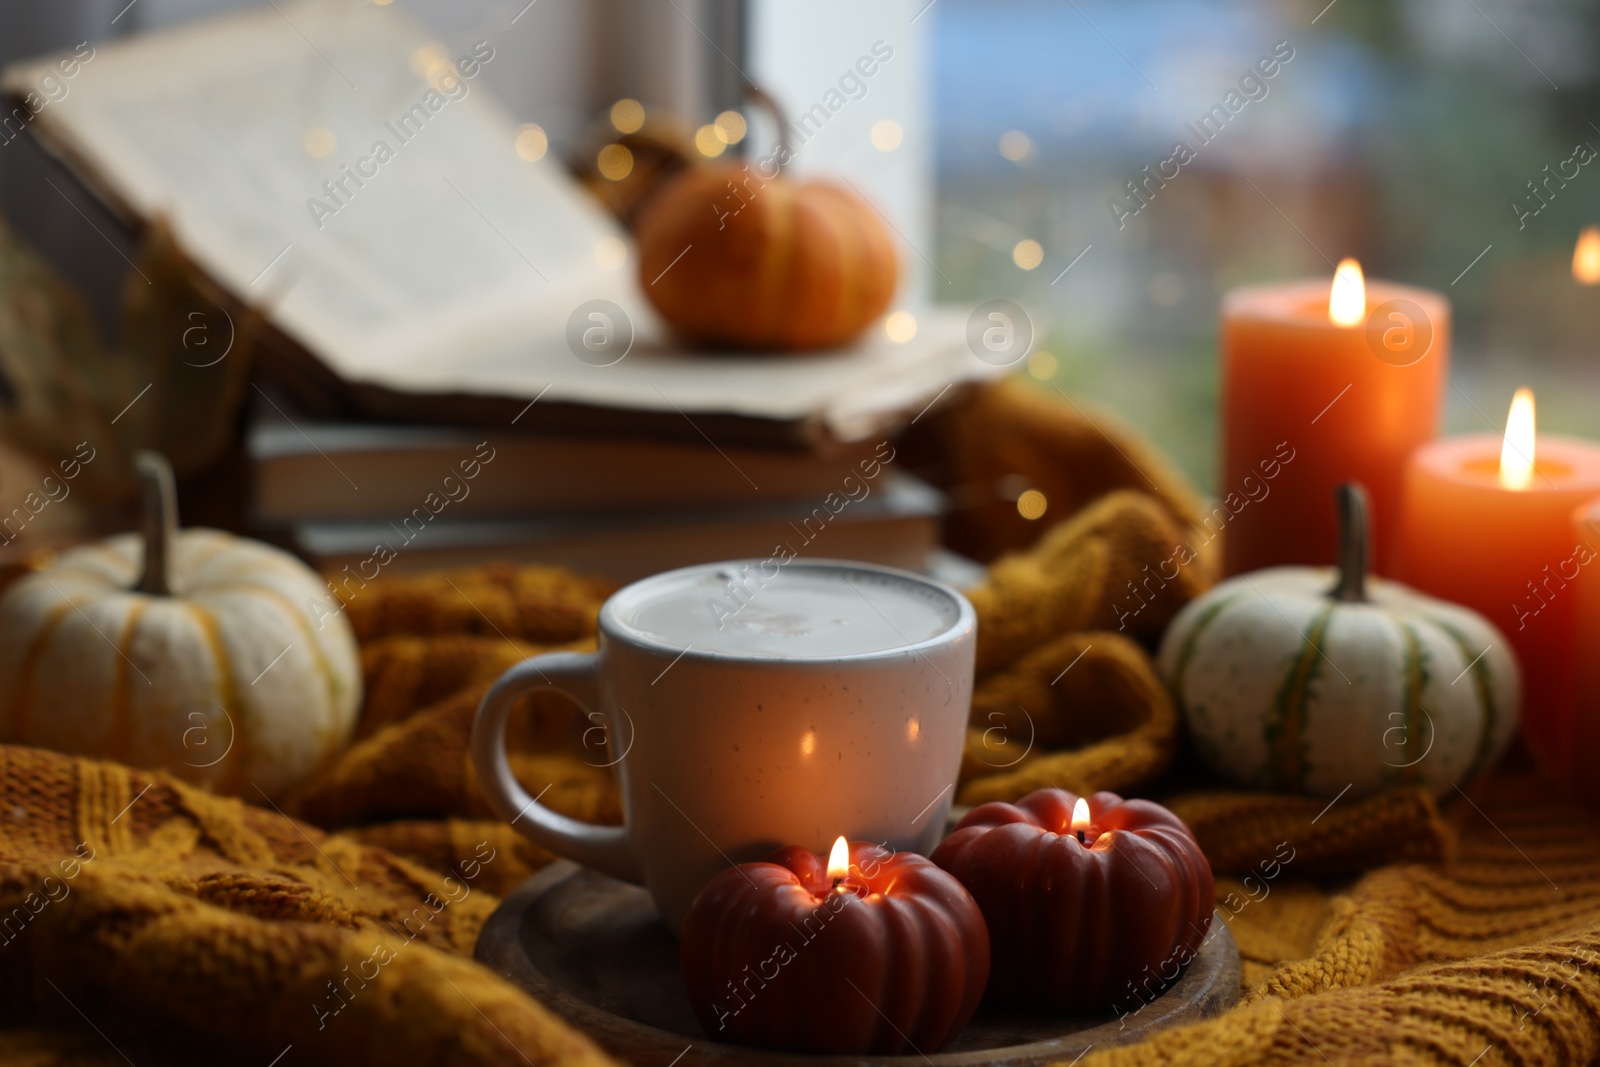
xmin=1071 ymin=797 xmax=1092 ymax=834
xmin=826 ymin=836 xmax=850 ymax=883
xmin=1575 ymin=227 xmax=1600 ymax=285
xmin=1328 ymin=258 xmax=1365 ymax=328
xmin=1500 ymin=388 xmax=1536 ymax=491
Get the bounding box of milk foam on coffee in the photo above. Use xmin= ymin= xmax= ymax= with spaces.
xmin=615 ymin=563 xmax=960 ymax=658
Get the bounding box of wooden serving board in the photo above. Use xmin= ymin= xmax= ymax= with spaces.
xmin=476 ymin=862 xmax=1241 ymax=1067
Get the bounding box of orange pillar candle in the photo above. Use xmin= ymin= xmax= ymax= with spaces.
xmin=1396 ymin=389 xmax=1600 ymax=786
xmin=1221 ymin=261 xmax=1449 ymax=576
xmin=1570 ymin=500 xmax=1600 ymax=802
xmin=1575 ymin=225 xmax=1600 ymax=285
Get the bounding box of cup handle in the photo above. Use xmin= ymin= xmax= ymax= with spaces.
xmin=470 ymin=652 xmax=641 ymax=883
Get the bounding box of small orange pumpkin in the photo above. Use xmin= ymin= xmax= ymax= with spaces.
xmin=635 ymin=161 xmax=898 ymax=351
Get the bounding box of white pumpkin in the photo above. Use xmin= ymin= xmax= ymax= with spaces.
xmin=1158 ymin=484 xmax=1518 ymax=798
xmin=0 ymin=452 xmax=360 ymax=798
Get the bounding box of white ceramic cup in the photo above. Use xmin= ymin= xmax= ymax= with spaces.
xmin=471 ymin=558 xmax=976 ymax=933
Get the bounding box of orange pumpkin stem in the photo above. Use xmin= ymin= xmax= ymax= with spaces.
xmin=134 ymin=451 xmax=178 ymax=597
xmin=1329 ymin=482 xmax=1369 ymax=603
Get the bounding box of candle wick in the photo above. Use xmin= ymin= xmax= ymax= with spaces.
xmin=832 ymin=876 xmax=844 ymax=890
xmin=1076 ymin=829 xmax=1086 ymax=844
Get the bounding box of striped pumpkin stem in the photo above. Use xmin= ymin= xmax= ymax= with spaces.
xmin=1329 ymin=482 xmax=1369 ymax=603
xmin=134 ymin=451 xmax=178 ymax=597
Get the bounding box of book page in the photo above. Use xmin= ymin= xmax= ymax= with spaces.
xmin=4 ymin=1 xmax=1007 ymax=438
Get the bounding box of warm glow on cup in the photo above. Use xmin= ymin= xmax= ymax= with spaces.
xmin=1397 ymin=390 xmax=1600 ymax=786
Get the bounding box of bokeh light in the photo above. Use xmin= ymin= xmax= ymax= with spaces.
xmin=871 ymin=119 xmax=903 ymax=152
xmin=597 ymin=143 xmax=634 ymax=180
xmin=1016 ymin=489 xmax=1048 ymax=520
xmin=610 ymin=98 xmax=645 ymax=134
xmin=514 ymin=124 xmax=548 ymax=162
xmin=885 ymin=311 xmax=918 ymax=342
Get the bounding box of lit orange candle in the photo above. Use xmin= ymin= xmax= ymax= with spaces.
xmin=1574 ymin=225 xmax=1600 ymax=286
xmin=1221 ymin=260 xmax=1449 ymax=576
xmin=1570 ymin=502 xmax=1600 ymax=802
xmin=1396 ymin=389 xmax=1600 ymax=784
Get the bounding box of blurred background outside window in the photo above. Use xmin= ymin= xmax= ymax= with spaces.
xmin=2 ymin=0 xmax=1595 ymax=494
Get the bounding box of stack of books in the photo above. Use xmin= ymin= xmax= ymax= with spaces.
xmin=248 ymin=405 xmax=948 ymax=581
xmin=4 ymin=1 xmax=1005 ymax=581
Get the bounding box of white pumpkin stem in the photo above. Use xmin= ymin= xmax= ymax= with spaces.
xmin=742 ymin=83 xmax=789 ymax=176
xmin=1330 ymin=482 xmax=1369 ymax=603
xmin=134 ymin=451 xmax=179 ymax=597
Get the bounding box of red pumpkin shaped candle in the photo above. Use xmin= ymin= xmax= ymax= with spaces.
xmin=931 ymin=789 xmax=1214 ymax=1013
xmin=681 ymin=837 xmax=989 ymax=1054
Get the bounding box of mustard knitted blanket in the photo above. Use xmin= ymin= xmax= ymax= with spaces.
xmin=1 ymin=381 xmax=1593 ymax=1067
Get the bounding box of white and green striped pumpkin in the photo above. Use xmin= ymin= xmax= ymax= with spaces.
xmin=1157 ymin=484 xmax=1518 ymax=798
xmin=0 ymin=453 xmax=360 ymax=798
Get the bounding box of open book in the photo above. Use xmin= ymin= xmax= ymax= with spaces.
xmin=3 ymin=1 xmax=1004 ymax=448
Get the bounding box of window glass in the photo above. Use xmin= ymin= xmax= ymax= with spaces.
xmin=932 ymin=0 xmax=1599 ymax=489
